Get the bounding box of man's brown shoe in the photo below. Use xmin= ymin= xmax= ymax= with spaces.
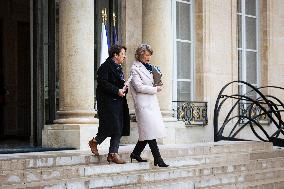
xmin=88 ymin=138 xmax=99 ymax=156
xmin=107 ymin=153 xmax=126 ymax=164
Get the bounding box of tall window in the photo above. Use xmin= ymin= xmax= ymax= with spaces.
xmin=173 ymin=0 xmax=194 ymax=102
xmin=237 ymin=0 xmax=259 ymax=99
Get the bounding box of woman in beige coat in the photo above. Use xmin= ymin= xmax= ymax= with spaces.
xmin=129 ymin=44 xmax=168 ymax=167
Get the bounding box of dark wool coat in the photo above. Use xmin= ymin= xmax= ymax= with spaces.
xmin=96 ymin=57 xmax=130 ymax=137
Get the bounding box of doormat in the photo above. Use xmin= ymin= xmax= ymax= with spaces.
xmin=0 ymin=147 xmax=76 ymax=154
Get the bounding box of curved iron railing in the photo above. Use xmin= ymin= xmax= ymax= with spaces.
xmin=213 ymin=81 xmax=284 ymax=147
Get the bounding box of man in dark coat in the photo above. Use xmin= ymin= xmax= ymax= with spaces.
xmin=89 ymin=44 xmax=130 ymax=164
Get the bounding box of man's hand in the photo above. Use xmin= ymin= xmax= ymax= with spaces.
xmin=118 ymin=89 xmax=125 ymax=97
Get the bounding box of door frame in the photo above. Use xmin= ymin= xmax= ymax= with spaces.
xmin=30 ymin=0 xmax=56 ymax=146
xmin=30 ymin=0 xmax=45 ymax=147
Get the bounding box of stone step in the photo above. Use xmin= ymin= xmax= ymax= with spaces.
xmin=109 ymin=168 xmax=284 ymax=189
xmin=195 ymin=168 xmax=284 ymax=188
xmin=6 ymin=165 xmax=284 ymax=189
xmin=249 ymin=148 xmax=284 ymax=160
xmin=0 ymin=162 xmax=149 ymax=186
xmin=0 ymin=152 xmax=249 ymax=186
xmin=0 ymin=141 xmax=272 ymax=172
xmin=0 ymin=141 xmax=277 ymax=188
xmin=237 ymin=179 xmax=284 ymax=189
xmin=3 ymin=156 xmax=284 ymax=189
xmin=196 ymin=178 xmax=284 ymax=189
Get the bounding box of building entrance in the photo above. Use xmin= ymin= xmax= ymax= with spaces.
xmin=0 ymin=0 xmax=31 ymax=148
xmin=0 ymin=0 xmax=121 ymax=150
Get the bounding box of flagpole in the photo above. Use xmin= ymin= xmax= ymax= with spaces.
xmin=100 ymin=8 xmax=109 ymax=65
xmin=112 ymin=12 xmax=118 ymax=44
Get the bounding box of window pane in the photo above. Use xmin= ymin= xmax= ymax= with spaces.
xmin=177 ymin=41 xmax=191 ymax=79
xmin=177 ymin=81 xmax=191 ymax=101
xmin=238 ymin=15 xmax=242 ymax=48
xmin=237 ymin=0 xmax=241 ymax=13
xmin=238 ymin=84 xmax=244 ymax=96
xmin=238 ymin=50 xmax=242 ymax=80
xmin=247 ymin=92 xmax=257 ymax=100
xmin=176 ymin=2 xmax=191 ymax=40
xmin=245 ymin=0 xmax=256 ymax=16
xmin=246 ymin=51 xmax=257 ymax=84
xmin=246 ymin=17 xmax=256 ymax=50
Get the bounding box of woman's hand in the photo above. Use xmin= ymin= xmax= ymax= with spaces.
xmin=122 ymin=84 xmax=128 ymax=91
xmin=157 ymin=86 xmax=162 ymax=92
xmin=118 ymin=89 xmax=126 ymax=97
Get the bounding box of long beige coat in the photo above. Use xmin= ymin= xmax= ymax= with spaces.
xmin=129 ymin=61 xmax=166 ymax=141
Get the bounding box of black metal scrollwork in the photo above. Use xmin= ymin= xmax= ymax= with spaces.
xmin=213 ymin=81 xmax=284 ymax=147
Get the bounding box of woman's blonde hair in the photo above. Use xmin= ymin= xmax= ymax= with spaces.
xmin=135 ymin=44 xmax=153 ymax=61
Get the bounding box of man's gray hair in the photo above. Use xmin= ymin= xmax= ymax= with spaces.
xmin=135 ymin=44 xmax=153 ymax=61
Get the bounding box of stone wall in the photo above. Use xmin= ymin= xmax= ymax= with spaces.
xmin=267 ymin=0 xmax=284 ymax=100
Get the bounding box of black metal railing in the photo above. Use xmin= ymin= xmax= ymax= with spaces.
xmin=172 ymin=101 xmax=208 ymax=126
xmin=213 ymin=81 xmax=284 ymax=147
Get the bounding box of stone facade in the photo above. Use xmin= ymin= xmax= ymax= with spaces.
xmin=43 ymin=0 xmax=284 ymax=149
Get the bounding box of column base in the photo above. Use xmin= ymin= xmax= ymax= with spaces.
xmin=54 ymin=110 xmax=98 ymax=124
xmin=53 ymin=118 xmax=98 ymax=124
xmin=42 ymin=124 xmax=110 ymax=150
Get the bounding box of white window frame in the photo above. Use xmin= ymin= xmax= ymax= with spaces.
xmin=172 ymin=0 xmax=195 ymax=103
xmin=237 ymin=0 xmax=260 ymax=95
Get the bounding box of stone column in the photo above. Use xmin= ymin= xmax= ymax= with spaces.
xmin=120 ymin=0 xmax=143 ymax=115
xmin=142 ymin=0 xmax=173 ymax=118
xmin=142 ymin=0 xmax=179 ymax=145
xmin=55 ymin=0 xmax=96 ymax=124
xmin=42 ymin=0 xmax=102 ymax=150
xmin=119 ymin=0 xmax=143 ymax=144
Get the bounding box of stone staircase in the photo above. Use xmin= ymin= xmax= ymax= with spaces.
xmin=0 ymin=141 xmax=284 ymax=189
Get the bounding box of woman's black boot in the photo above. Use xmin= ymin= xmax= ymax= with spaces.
xmin=130 ymin=153 xmax=147 ymax=163
xmin=130 ymin=140 xmax=147 ymax=163
xmin=148 ymin=139 xmax=169 ymax=167
xmin=154 ymin=157 xmax=169 ymax=167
